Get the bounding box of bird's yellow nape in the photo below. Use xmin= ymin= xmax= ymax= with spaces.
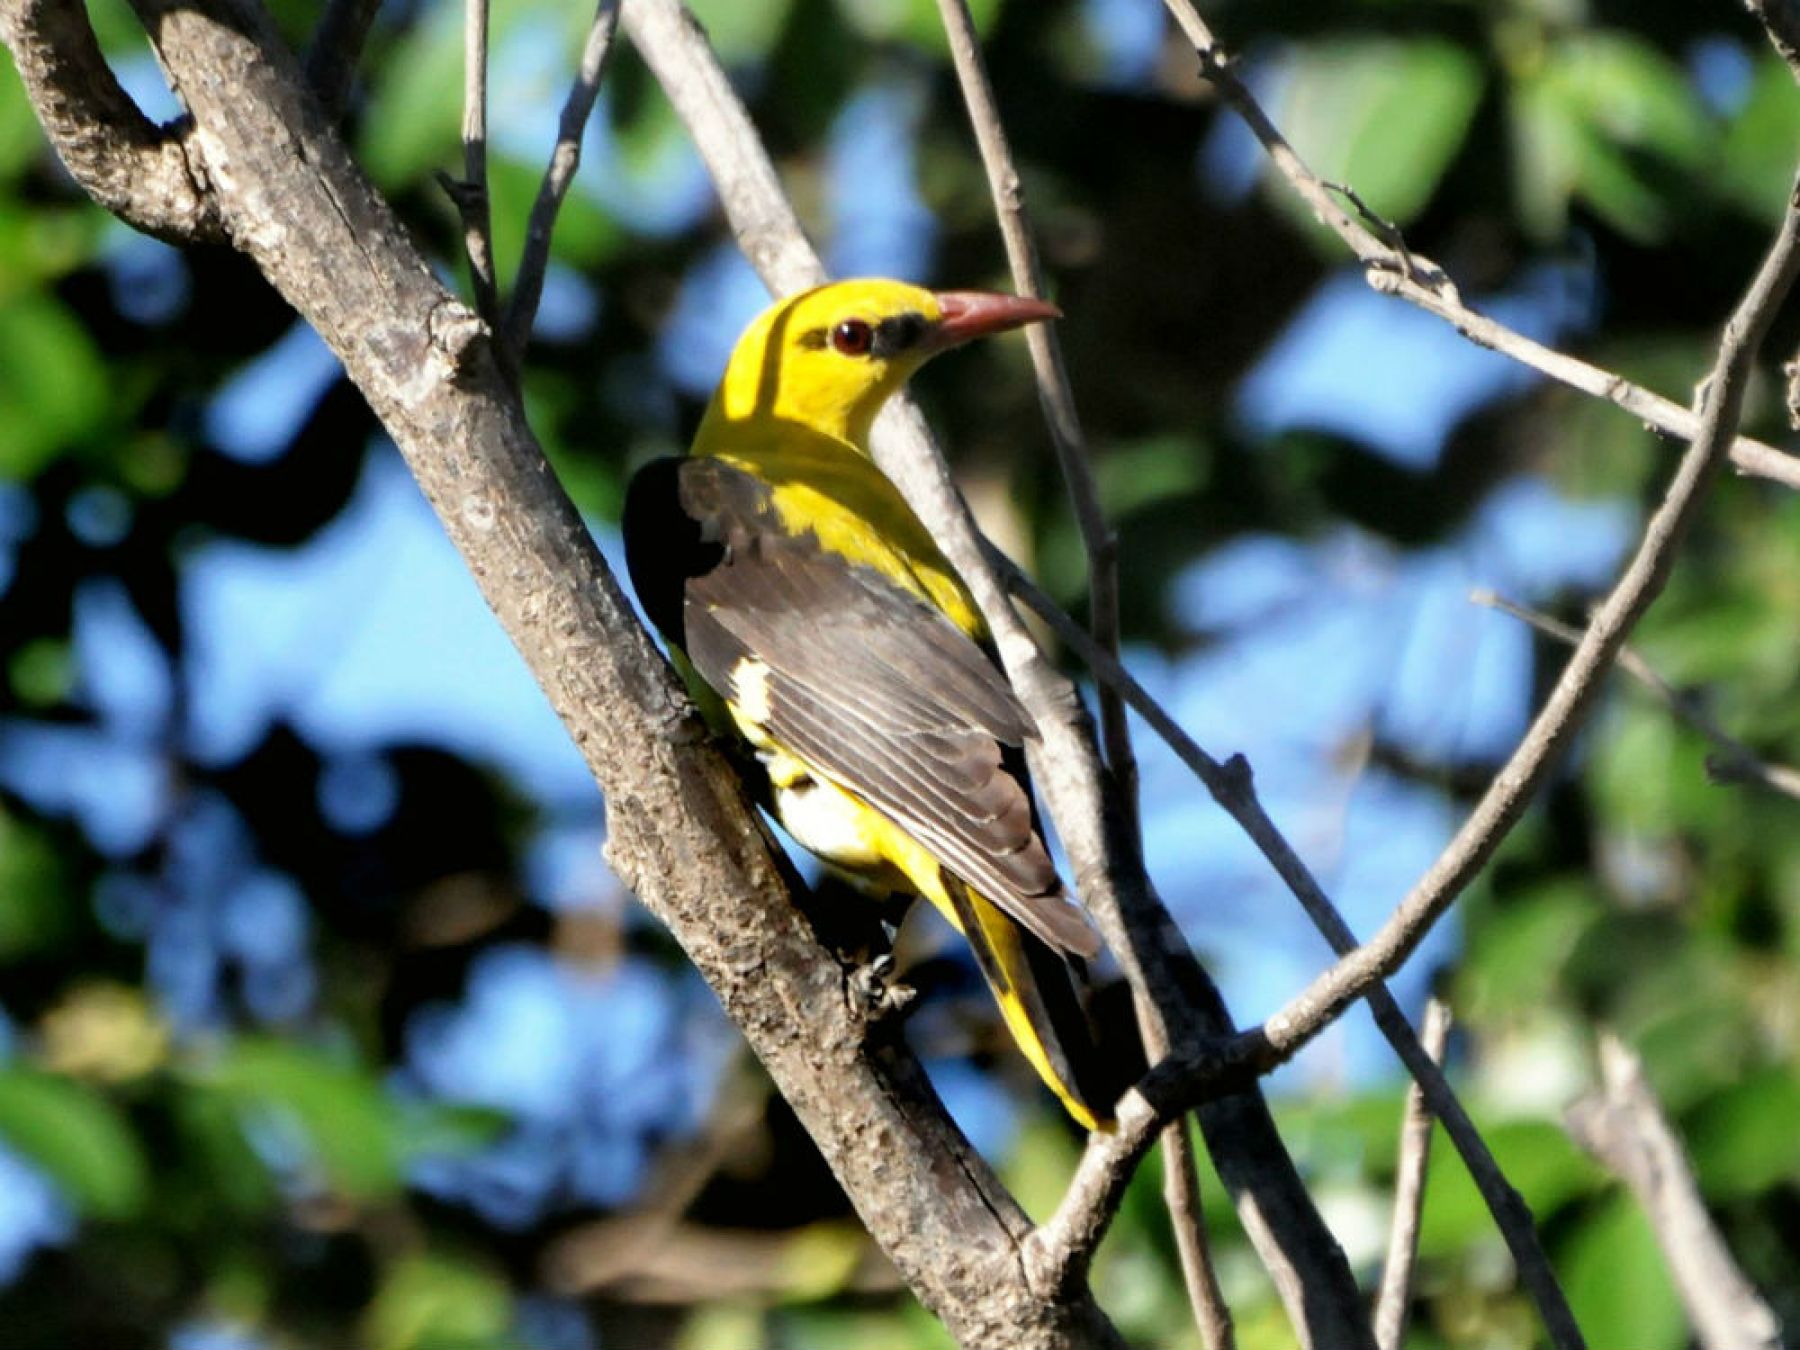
xmin=706 ymin=278 xmax=1059 ymax=448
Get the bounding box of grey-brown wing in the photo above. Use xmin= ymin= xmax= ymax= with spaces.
xmin=627 ymin=456 xmax=1098 ymax=960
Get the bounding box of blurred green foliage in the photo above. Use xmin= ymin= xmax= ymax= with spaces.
xmin=2 ymin=0 xmax=1799 ymax=1347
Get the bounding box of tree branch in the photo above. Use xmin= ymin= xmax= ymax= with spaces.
xmin=441 ymin=0 xmax=501 ymax=335
xmin=1161 ymin=1114 xmax=1236 ymax=1350
xmin=619 ymin=3 xmax=1374 ymax=1344
xmin=998 ymin=556 xmax=1585 ymax=1350
xmin=13 ymin=0 xmax=1128 ymax=1341
xmin=1373 ymin=998 xmax=1451 ymax=1350
xmin=1472 ymin=590 xmax=1800 ymax=803
xmin=0 ymin=0 xmax=222 ymax=242
xmin=1264 ymin=165 xmax=1800 ymax=1062
xmin=1746 ymin=0 xmax=1800 ymax=84
xmin=1566 ymin=1034 xmax=1785 ymax=1350
xmin=503 ymin=0 xmax=619 ymax=357
xmin=1161 ymin=0 xmax=1800 ymax=494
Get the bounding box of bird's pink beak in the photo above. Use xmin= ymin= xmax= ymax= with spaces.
xmin=928 ymin=290 xmax=1062 ymax=349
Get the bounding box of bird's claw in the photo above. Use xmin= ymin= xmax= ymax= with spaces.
xmin=849 ymin=953 xmax=917 ymax=1022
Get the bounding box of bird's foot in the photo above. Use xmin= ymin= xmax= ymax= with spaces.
xmin=849 ymin=953 xmax=917 ymax=1024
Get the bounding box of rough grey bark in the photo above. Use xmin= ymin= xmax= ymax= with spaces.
xmin=0 ymin=0 xmax=1125 ymax=1343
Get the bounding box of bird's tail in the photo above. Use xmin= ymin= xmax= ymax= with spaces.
xmin=942 ymin=874 xmax=1115 ymax=1132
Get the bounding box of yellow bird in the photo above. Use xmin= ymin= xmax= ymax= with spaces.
xmin=623 ymin=278 xmax=1112 ymax=1129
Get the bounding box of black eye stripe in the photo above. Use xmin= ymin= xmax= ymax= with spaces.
xmin=809 ymin=311 xmax=928 ymax=359
xmin=871 ymin=312 xmax=927 ymax=358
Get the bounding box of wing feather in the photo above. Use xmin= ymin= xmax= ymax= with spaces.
xmin=641 ymin=456 xmax=1098 ymax=960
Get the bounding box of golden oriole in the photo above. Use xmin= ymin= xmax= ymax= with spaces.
xmin=623 ymin=278 xmax=1112 ymax=1130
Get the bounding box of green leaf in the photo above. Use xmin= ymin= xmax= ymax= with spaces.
xmin=0 ymin=811 xmax=77 ymax=960
xmin=0 ymin=1068 xmax=149 ymax=1219
xmin=1275 ymin=38 xmax=1485 ymax=230
xmin=833 ymin=0 xmax=1001 ymax=58
xmin=359 ymin=4 xmax=467 ymax=190
xmin=688 ymin=0 xmax=795 ymax=62
xmin=1560 ymin=1193 xmax=1686 ymax=1350
xmin=1683 ymin=1068 xmax=1800 ymax=1199
xmin=1721 ymin=54 xmax=1800 ymax=224
xmin=0 ymin=56 xmax=41 ymax=182
xmin=364 ymin=1250 xmax=513 ymax=1350
xmin=210 ymin=1038 xmax=404 ymax=1201
xmin=1418 ymin=1118 xmax=1599 ymax=1255
xmin=1508 ymin=31 xmax=1709 ymax=243
xmin=8 ymin=637 xmax=72 ymax=708
xmin=0 ymin=294 xmax=111 ymax=479
xmin=1456 ymin=879 xmax=1597 ymax=1023
xmin=1095 ymin=436 xmax=1209 ymax=521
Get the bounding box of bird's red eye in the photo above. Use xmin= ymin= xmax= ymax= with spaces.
xmin=831 ymin=320 xmax=874 ymax=356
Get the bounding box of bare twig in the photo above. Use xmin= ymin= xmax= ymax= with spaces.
xmin=1161 ymin=0 xmax=1800 ymax=494
xmin=1162 ymin=1114 xmax=1236 ymax=1350
xmin=1031 ymin=1044 xmax=1266 ymax=1278
xmin=0 ymin=0 xmax=221 ymax=242
xmin=1472 ymin=590 xmax=1800 ymax=802
xmin=441 ymin=0 xmax=501 ymax=336
xmin=302 ymin=0 xmax=382 ymax=117
xmin=1261 ymin=162 xmax=1800 ymax=1086
xmin=1746 ymin=0 xmax=1800 ymax=83
xmin=621 ymin=3 xmax=1375 ymax=1343
xmin=503 ymin=0 xmax=620 ymax=356
xmin=932 ymin=0 xmax=1138 ymax=833
xmin=1001 ymin=141 xmax=1800 ymax=1306
xmin=1373 ymin=998 xmax=1452 ymax=1350
xmin=932 ymin=14 xmax=1239 ymax=1341
xmin=998 ymin=554 xmax=1584 ymax=1350
xmin=1566 ymin=1034 xmax=1786 ymax=1350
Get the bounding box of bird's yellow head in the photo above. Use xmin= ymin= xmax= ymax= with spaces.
xmin=705 ymin=277 xmax=1060 ymax=448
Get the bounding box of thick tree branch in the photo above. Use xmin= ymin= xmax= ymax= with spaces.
xmin=503 ymin=0 xmax=619 ymax=356
xmin=619 ymin=3 xmax=1373 ymax=1344
xmin=1162 ymin=0 xmax=1800 ymax=494
xmin=1472 ymin=589 xmax=1800 ymax=803
xmin=7 ymin=0 xmax=1127 ymax=1342
xmin=1373 ymin=998 xmax=1451 ymax=1350
xmin=0 ymin=0 xmax=222 ymax=242
xmin=1566 ymin=1034 xmax=1785 ymax=1350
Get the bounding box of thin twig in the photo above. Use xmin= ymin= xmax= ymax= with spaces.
xmin=1566 ymin=1034 xmax=1786 ymax=1350
xmin=503 ymin=0 xmax=620 ymax=356
xmin=1262 ymin=158 xmax=1800 ymax=1089
xmin=442 ymin=0 xmax=502 ymax=339
xmin=999 ymin=554 xmax=1583 ymax=1350
xmin=1162 ymin=1112 xmax=1236 ymax=1350
xmin=302 ymin=0 xmax=382 ymax=117
xmin=1160 ymin=0 xmax=1800 ymax=494
xmin=1373 ymin=997 xmax=1452 ymax=1350
xmin=932 ymin=0 xmax=1139 ymax=835
xmin=1471 ymin=589 xmax=1800 ymax=802
xmin=1000 ymin=160 xmax=1800 ymax=1312
xmin=1746 ymin=0 xmax=1800 ymax=84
